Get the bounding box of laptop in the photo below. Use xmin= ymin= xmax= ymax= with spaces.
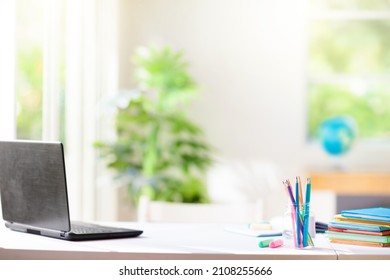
xmin=0 ymin=140 xmax=142 ymax=241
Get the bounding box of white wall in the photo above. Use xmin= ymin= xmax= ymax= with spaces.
xmin=116 ymin=0 xmax=390 ymax=220
xmin=119 ymin=0 xmax=307 ymax=175
xmin=116 ymin=0 xmax=308 ymax=218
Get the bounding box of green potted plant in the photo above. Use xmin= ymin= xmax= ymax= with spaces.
xmin=95 ymin=46 xmax=213 ymax=204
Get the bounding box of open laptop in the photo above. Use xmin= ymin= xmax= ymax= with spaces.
xmin=0 ymin=140 xmax=142 ymax=241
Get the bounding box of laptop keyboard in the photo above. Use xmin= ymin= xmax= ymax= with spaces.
xmin=70 ymin=222 xmax=129 ymax=234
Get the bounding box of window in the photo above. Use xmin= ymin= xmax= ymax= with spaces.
xmin=0 ymin=2 xmax=16 ymax=139
xmin=0 ymin=0 xmax=119 ymax=221
xmin=308 ymin=0 xmax=390 ymax=140
xmin=14 ymin=0 xmax=67 ymax=141
xmin=15 ymin=0 xmax=44 ymax=140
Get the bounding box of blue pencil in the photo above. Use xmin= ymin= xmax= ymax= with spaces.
xmin=286 ymin=180 xmax=296 ymax=205
xmin=295 ymin=177 xmax=300 ymax=247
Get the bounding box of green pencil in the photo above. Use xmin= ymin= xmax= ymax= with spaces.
xmin=303 ymin=178 xmax=311 ymax=247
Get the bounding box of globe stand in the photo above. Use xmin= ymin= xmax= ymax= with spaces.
xmin=329 ymin=155 xmax=348 ymax=171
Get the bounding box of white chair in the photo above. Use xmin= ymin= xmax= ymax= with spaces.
xmin=206 ymin=159 xmax=284 ymax=220
xmin=137 ymin=196 xmax=263 ymax=223
xmin=137 ymin=159 xmax=282 ymax=223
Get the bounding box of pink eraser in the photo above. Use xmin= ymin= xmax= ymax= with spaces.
xmin=269 ymin=239 xmax=283 ymax=248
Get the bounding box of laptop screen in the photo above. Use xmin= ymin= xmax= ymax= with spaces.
xmin=0 ymin=141 xmax=71 ymax=232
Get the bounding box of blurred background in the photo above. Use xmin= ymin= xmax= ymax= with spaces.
xmin=1 ymin=0 xmax=390 ymax=223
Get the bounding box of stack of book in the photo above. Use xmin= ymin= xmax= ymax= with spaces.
xmin=326 ymin=207 xmax=390 ymax=247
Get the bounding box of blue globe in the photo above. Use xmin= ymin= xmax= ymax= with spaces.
xmin=318 ymin=116 xmax=357 ymax=156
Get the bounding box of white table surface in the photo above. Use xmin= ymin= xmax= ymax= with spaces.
xmin=0 ymin=222 xmax=338 ymax=260
xmin=330 ymin=241 xmax=390 ymax=260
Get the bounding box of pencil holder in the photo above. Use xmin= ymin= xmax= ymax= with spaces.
xmin=283 ymin=202 xmax=315 ymax=248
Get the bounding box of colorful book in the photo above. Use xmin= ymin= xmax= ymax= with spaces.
xmin=328 ymin=227 xmax=390 ymax=236
xmin=325 ymin=230 xmax=390 ymax=243
xmin=334 ymin=215 xmax=390 ymax=227
xmin=329 ymin=238 xmax=390 ymax=247
xmin=341 ymin=207 xmax=390 ymax=222
xmin=329 ymin=221 xmax=390 ymax=232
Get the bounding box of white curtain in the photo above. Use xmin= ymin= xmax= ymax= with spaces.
xmin=64 ymin=0 xmax=119 ymax=221
xmin=0 ymin=2 xmax=16 ymax=140
xmin=0 ymin=0 xmax=119 ymax=221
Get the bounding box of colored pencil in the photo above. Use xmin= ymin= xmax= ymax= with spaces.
xmin=290 ymin=179 xmax=314 ymax=247
xmin=303 ymin=178 xmax=311 ymax=247
xmin=298 ymin=176 xmax=304 ymax=206
xmin=284 ymin=180 xmax=297 ymax=248
xmin=283 ymin=178 xmax=314 ymax=247
xmin=295 ymin=177 xmax=301 ymax=247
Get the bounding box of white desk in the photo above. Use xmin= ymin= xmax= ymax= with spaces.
xmin=331 ymin=242 xmax=390 ymax=260
xmin=0 ymin=222 xmax=389 ymax=260
xmin=0 ymin=222 xmax=336 ymax=260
